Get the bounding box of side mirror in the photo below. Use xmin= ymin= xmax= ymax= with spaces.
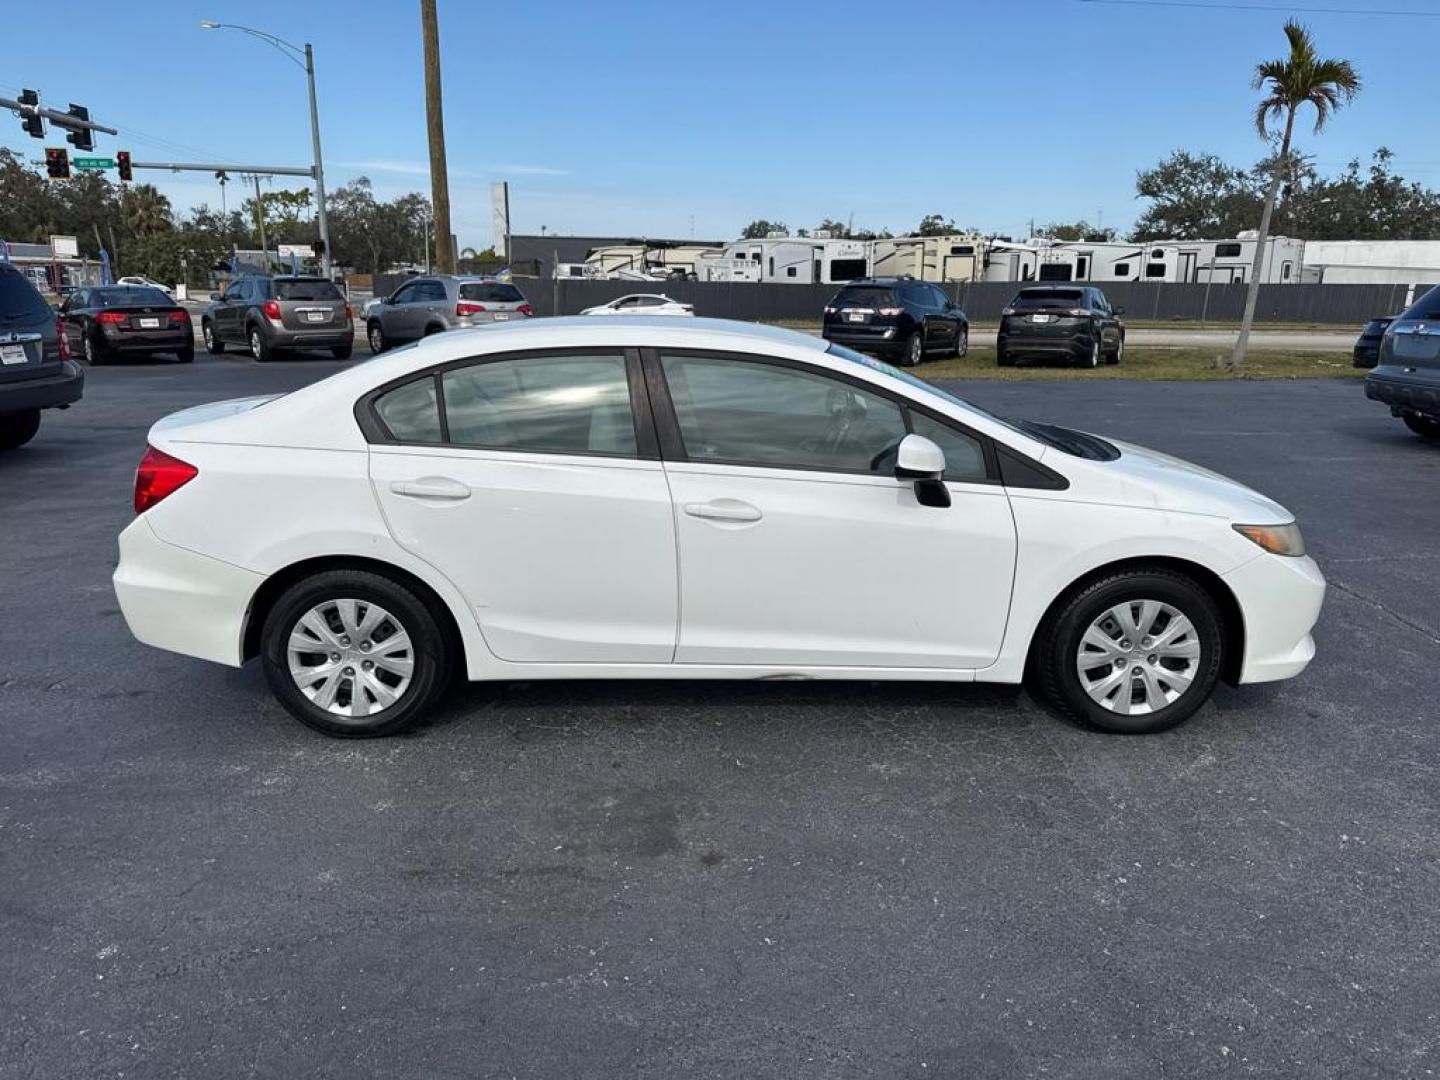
xmin=1113 ymin=305 xmax=1126 ymax=315
xmin=894 ymin=433 xmax=951 ymax=508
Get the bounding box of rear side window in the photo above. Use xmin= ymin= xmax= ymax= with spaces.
xmin=834 ymin=286 xmax=896 ymax=308
xmin=458 ymin=282 xmax=524 ymax=303
xmin=442 ymin=354 xmax=636 ymax=456
xmin=0 ymin=267 xmax=51 ymax=320
xmin=275 ymin=279 xmax=342 ymax=301
xmin=374 ymin=378 xmax=442 ymax=443
xmin=1401 ymin=286 xmax=1440 ymax=321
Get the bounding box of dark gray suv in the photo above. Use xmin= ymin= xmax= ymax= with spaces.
xmin=0 ymin=263 xmax=84 ymax=450
xmin=202 ymin=275 xmax=354 ymax=362
xmin=366 ymin=276 xmax=533 ymax=353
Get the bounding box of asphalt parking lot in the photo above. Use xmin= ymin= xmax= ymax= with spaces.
xmin=3 ymin=350 xmax=1438 ymax=1079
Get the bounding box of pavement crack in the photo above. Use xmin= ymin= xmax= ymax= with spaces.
xmin=1329 ymin=578 xmax=1440 ymax=646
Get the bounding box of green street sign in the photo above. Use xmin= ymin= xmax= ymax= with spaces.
xmin=72 ymin=157 xmax=115 ymax=170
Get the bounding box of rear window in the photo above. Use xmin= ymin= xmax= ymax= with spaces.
xmin=833 ymin=286 xmax=896 ymax=308
xmin=0 ymin=267 xmax=51 ymax=320
xmin=1401 ymin=286 xmax=1440 ymax=321
xmin=94 ymin=287 xmax=172 ymax=307
xmin=1013 ymin=289 xmax=1085 ymax=308
xmin=458 ymin=282 xmax=525 ymax=303
xmin=274 ymin=279 xmax=342 ymax=301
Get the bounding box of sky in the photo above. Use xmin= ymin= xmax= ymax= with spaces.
xmin=3 ymin=0 xmax=1437 ymax=249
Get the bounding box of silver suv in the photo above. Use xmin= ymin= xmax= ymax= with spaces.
xmin=365 ymin=276 xmax=533 ymax=353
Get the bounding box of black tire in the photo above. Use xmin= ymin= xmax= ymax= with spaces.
xmin=997 ymin=346 xmax=1015 ymax=368
xmin=903 ymin=330 xmax=923 ymax=367
xmin=202 ymin=320 xmax=225 ymax=354
xmin=332 ymin=343 xmax=354 ymax=361
xmin=422 ymin=322 xmax=445 ymax=337
xmin=1108 ymin=334 xmax=1124 ymax=365
xmin=367 ymin=320 xmax=387 ymax=354
xmin=1080 ymin=334 xmax=1101 ymax=369
xmin=81 ymin=327 xmax=108 ymax=366
xmin=260 ymin=569 xmax=452 ymax=738
xmin=0 ymin=409 xmax=41 ymax=451
xmin=952 ymin=325 xmax=969 ymax=359
xmin=1402 ymin=413 xmax=1440 ymax=442
xmin=176 ymin=346 xmax=195 ymax=364
xmin=248 ymin=324 xmax=274 ymax=363
xmin=1029 ymin=568 xmax=1224 ymax=735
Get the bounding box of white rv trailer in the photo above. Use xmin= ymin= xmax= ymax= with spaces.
xmin=584 ymin=242 xmax=724 ymax=279
xmin=1299 ymin=240 xmax=1440 ymax=285
xmin=693 ymin=252 xmax=764 ymax=283
xmin=872 ymin=235 xmax=986 ymax=282
xmin=1139 ymin=235 xmax=1304 ymax=285
xmin=817 ymin=238 xmax=871 ymax=284
xmin=983 ymin=235 xmax=1306 ymax=285
xmin=722 ymin=239 xmax=822 ymax=283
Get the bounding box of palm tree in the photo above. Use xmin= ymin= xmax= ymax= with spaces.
xmin=1231 ymin=21 xmax=1359 ymax=369
xmin=122 ymin=184 xmax=175 ymax=239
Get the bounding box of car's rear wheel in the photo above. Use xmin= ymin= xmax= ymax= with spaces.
xmin=0 ymin=409 xmax=41 ymax=450
xmin=1402 ymin=413 xmax=1440 ymax=442
xmin=903 ymin=330 xmax=923 ymax=367
xmin=1030 ymin=568 xmax=1224 ymax=734
xmin=260 ymin=570 xmax=452 ymax=738
xmin=367 ymin=320 xmax=387 ymax=354
xmin=176 ymin=345 xmax=195 ymax=364
xmin=332 ymin=343 xmax=353 ymax=361
xmin=202 ymin=320 xmax=224 ymax=354
xmin=997 ymin=345 xmax=1015 ymax=367
xmin=1082 ymin=335 xmax=1101 ymax=368
xmin=249 ymin=325 xmax=274 ymax=363
xmin=82 ymin=328 xmax=108 ymax=366
xmin=1108 ymin=335 xmax=1124 ymax=364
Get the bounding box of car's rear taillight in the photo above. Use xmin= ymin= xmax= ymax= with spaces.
xmin=55 ymin=316 xmax=70 ymax=360
xmin=134 ymin=445 xmax=198 ymax=514
xmin=262 ymin=299 xmax=282 ymax=321
xmin=96 ymin=311 xmax=129 ymax=324
xmin=1001 ymin=307 xmax=1017 ymax=317
xmin=877 ymin=307 xmax=903 ymax=316
xmin=343 ymin=304 xmax=353 ymax=320
xmin=456 ymin=301 xmax=485 ymax=316
xmin=517 ymin=303 xmax=535 ymax=316
xmin=824 ymin=306 xmax=837 ymax=315
xmin=167 ymin=310 xmax=190 ymax=326
xmin=1058 ymin=308 xmax=1091 ymax=317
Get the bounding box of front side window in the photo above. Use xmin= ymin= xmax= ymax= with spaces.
xmin=908 ymin=411 xmax=987 ymax=483
xmin=442 ymin=354 xmax=636 ymax=456
xmin=390 ymin=284 xmax=416 ymax=304
xmin=660 ymin=354 xmax=907 ymax=474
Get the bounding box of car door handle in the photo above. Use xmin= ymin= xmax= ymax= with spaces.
xmin=389 ymin=477 xmax=471 ymax=501
xmin=684 ymin=499 xmax=762 ymax=523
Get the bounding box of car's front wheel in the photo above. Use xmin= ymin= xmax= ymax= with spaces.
xmin=952 ymin=326 xmax=969 ymax=359
xmin=903 ymin=330 xmax=923 ymax=367
xmin=260 ymin=570 xmax=452 ymax=738
xmin=1030 ymin=568 xmax=1224 ymax=734
xmin=367 ymin=320 xmax=387 ymax=354
xmin=202 ymin=320 xmax=224 ymax=354
xmin=0 ymin=409 xmax=41 ymax=450
xmin=1403 ymin=413 xmax=1440 ymax=442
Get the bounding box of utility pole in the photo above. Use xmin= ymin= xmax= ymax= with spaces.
xmin=420 ymin=0 xmax=454 ymax=274
xmin=249 ymin=175 xmax=268 ymax=271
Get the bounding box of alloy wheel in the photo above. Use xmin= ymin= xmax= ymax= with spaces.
xmin=286 ymin=598 xmax=415 ymax=719
xmin=250 ymin=330 xmax=263 ymax=359
xmin=1074 ymin=599 xmax=1200 ymax=716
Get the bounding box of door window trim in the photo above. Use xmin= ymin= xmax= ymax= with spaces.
xmin=640 ymin=347 xmax=1002 ymax=484
xmin=356 ymin=346 xmax=660 ymax=461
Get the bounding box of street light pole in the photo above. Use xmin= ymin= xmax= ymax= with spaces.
xmin=200 ymin=21 xmax=333 ymax=278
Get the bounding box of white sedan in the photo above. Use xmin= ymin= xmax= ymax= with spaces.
xmin=116 ymin=275 xmax=175 ymax=299
xmin=114 ymin=318 xmax=1324 ymax=738
xmin=581 ymin=294 xmax=694 ymax=316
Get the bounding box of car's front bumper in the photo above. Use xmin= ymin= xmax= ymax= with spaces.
xmin=114 ymin=516 xmax=263 ymax=668
xmin=1222 ymin=552 xmax=1326 ymax=684
xmin=0 ymin=360 xmax=84 ymax=414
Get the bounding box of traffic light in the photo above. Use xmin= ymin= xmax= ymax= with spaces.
xmin=45 ymin=148 xmax=70 ymax=180
xmin=64 ymin=104 xmax=93 ymax=152
xmin=18 ymin=89 xmax=43 ymax=139
xmin=117 ymin=151 xmax=132 ymax=182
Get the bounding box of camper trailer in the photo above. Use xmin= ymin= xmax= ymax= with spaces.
xmin=872 ymin=235 xmax=986 ymax=283
xmin=1297 ymin=240 xmax=1440 ymax=285
xmin=584 ymin=241 xmax=724 ymax=280
xmin=818 ymin=239 xmax=871 ymax=284
xmin=1145 ymin=236 xmax=1305 ymax=284
xmin=693 ymin=252 xmax=764 ymax=283
xmin=722 ymin=239 xmax=822 ymax=283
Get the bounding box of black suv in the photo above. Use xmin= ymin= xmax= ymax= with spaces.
xmin=822 ymin=277 xmax=968 ymax=366
xmin=0 ymin=263 xmax=84 ymax=450
xmin=997 ymin=286 xmax=1125 ymax=368
xmin=1351 ymin=316 xmax=1395 ymax=369
xmin=202 ymin=275 xmax=353 ymax=361
xmin=1364 ymin=286 xmax=1440 ymax=441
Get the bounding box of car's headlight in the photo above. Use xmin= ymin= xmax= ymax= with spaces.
xmin=1233 ymin=522 xmax=1305 ymax=557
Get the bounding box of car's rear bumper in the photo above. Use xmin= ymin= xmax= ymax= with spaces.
xmin=998 ymin=329 xmax=1095 ymax=363
xmin=1222 ymin=552 xmax=1326 ymax=684
xmin=263 ymin=325 xmax=354 ymax=349
xmin=1365 ymin=366 xmax=1440 ymax=417
xmin=822 ymin=326 xmax=903 ymax=355
xmin=113 ymin=516 xmax=262 ymax=668
xmin=0 ymin=360 xmax=84 ymax=414
xmin=103 ymin=328 xmax=193 ymax=352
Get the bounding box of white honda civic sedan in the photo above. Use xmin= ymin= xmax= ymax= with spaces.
xmin=114 ymin=318 xmax=1325 ymax=738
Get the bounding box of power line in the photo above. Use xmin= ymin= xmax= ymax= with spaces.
xmin=1078 ymin=0 xmax=1440 ymax=15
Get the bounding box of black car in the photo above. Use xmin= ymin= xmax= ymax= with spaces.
xmin=997 ymin=286 xmax=1125 ymax=368
xmin=0 ymin=263 xmax=84 ymax=450
xmin=1364 ymin=286 xmax=1440 ymax=442
xmin=822 ymin=277 xmax=968 ymax=366
xmin=1351 ymin=316 xmax=1395 ymax=369
xmin=59 ymin=285 xmax=194 ymax=365
xmin=202 ymin=274 xmax=353 ymax=362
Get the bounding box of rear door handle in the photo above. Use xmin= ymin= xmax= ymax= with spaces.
xmin=390 ymin=477 xmax=471 ymax=501
xmin=684 ymin=499 xmax=762 ymax=523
